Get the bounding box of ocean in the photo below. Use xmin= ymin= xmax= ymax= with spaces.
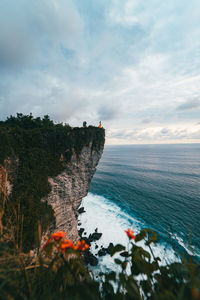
xmin=78 ymin=144 xmax=200 ymax=266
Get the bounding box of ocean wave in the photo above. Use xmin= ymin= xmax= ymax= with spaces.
xmin=170 ymin=233 xmax=200 ymax=258
xmin=78 ymin=193 xmax=181 ymax=272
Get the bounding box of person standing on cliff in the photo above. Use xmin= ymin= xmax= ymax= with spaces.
xmin=98 ymin=121 xmax=102 ymax=128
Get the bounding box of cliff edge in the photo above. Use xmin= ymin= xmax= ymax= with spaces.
xmin=0 ymin=114 xmax=105 ymax=250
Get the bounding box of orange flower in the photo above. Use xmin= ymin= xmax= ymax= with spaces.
xmin=60 ymin=239 xmax=74 ymax=252
xmin=125 ymin=229 xmax=135 ymax=240
xmin=76 ymin=240 xmax=89 ymax=251
xmin=51 ymin=231 xmax=66 ymax=241
xmin=59 ymin=239 xmax=89 ymax=253
xmin=73 ymin=245 xmax=79 ymax=251
xmin=192 ymin=288 xmax=200 ymax=300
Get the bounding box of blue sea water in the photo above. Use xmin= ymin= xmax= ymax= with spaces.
xmin=79 ymin=144 xmax=200 ymax=261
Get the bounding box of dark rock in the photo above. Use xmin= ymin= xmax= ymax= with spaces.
xmin=95 ymin=228 xmax=98 ymax=233
xmin=87 ymin=235 xmax=93 ymax=243
xmin=78 ymin=222 xmax=81 ymax=226
xmin=78 ymin=207 xmax=86 ymax=214
xmin=84 ymin=250 xmax=98 ymax=266
xmin=107 ymin=243 xmax=114 ymax=255
xmin=82 ymin=237 xmax=91 ymax=246
xmin=89 ymin=232 xmax=102 ymax=241
xmin=95 ymin=244 xmax=98 ymax=249
xmin=98 ymin=248 xmax=107 ymax=257
xmin=95 ymin=242 xmax=115 ymax=257
xmin=78 ymin=228 xmax=84 ymax=236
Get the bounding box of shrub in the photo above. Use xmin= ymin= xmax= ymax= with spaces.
xmin=0 ymin=227 xmax=199 ymax=300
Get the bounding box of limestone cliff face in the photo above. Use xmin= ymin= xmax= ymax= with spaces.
xmin=0 ymin=157 xmax=18 ymax=199
xmin=42 ymin=141 xmax=104 ymax=242
xmin=0 ymin=144 xmax=104 ymax=242
xmin=0 ymin=157 xmax=18 ymax=233
xmin=0 ymin=165 xmax=7 ymax=205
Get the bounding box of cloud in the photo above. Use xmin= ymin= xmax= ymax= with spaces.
xmin=141 ymin=118 xmax=151 ymax=124
xmin=0 ymin=26 xmax=32 ymax=69
xmin=97 ymin=105 xmax=120 ymax=121
xmin=0 ymin=0 xmax=200 ymax=144
xmin=177 ymin=98 xmax=200 ymax=111
xmin=0 ymin=0 xmax=84 ymax=70
xmin=107 ymin=124 xmax=200 ymax=144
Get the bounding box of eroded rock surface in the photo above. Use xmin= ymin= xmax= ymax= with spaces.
xmin=43 ymin=142 xmax=104 ymax=242
xmin=0 ymin=157 xmax=18 ymax=199
xmin=0 ymin=135 xmax=104 ymax=244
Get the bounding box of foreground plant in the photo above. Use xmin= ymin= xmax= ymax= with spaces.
xmin=42 ymin=231 xmax=90 ymax=255
xmin=0 ymin=227 xmax=200 ymax=300
xmin=99 ymin=228 xmax=200 ymax=300
xmin=125 ymin=228 xmax=136 ymax=240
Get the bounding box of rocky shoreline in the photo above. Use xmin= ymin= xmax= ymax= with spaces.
xmin=78 ymin=209 xmax=114 ymax=267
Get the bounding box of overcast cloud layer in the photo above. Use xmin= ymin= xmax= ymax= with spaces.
xmin=0 ymin=0 xmax=200 ymax=144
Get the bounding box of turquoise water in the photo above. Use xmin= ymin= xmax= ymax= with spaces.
xmin=88 ymin=144 xmax=200 ymax=258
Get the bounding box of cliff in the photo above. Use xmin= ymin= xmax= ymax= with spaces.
xmin=42 ymin=141 xmax=104 ymax=242
xmin=0 ymin=114 xmax=105 ymax=250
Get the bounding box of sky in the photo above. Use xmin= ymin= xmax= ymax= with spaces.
xmin=0 ymin=0 xmax=200 ymax=144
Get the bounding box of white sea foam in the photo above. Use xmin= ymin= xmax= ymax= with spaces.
xmin=171 ymin=233 xmax=200 ymax=258
xmin=78 ymin=193 xmax=181 ymax=273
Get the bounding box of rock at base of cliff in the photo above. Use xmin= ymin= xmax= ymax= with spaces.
xmin=78 ymin=207 xmax=86 ymax=214
xmin=84 ymin=250 xmax=98 ymax=266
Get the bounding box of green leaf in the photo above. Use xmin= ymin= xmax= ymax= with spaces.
xmin=132 ymin=246 xmax=151 ymax=261
xmin=140 ymin=280 xmax=151 ymax=294
xmin=135 ymin=228 xmax=158 ymax=244
xmin=135 ymin=230 xmax=146 ymax=242
xmin=114 ymin=258 xmax=122 ymax=265
xmin=139 ymin=248 xmax=151 ymax=261
xmin=122 ymin=261 xmax=128 ymax=271
xmin=105 ymin=271 xmax=116 ymax=282
xmin=119 ymin=273 xmax=126 ymax=285
xmin=120 ymin=251 xmax=129 ymax=257
xmin=110 ymin=244 xmax=125 ymax=256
